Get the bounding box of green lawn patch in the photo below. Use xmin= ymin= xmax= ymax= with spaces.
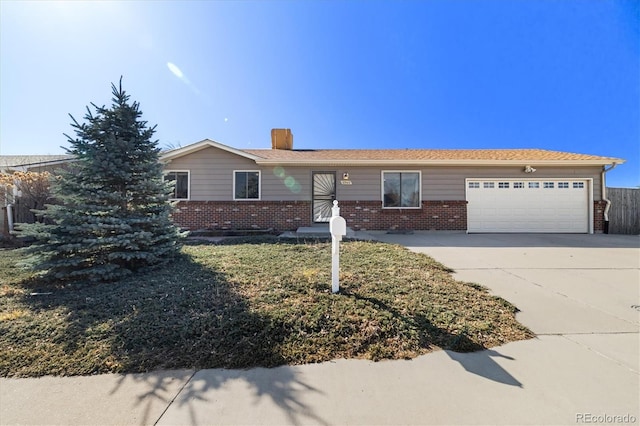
xmin=0 ymin=238 xmax=533 ymax=377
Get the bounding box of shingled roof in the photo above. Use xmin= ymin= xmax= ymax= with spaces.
xmin=160 ymin=140 xmax=627 ymax=166
xmin=0 ymin=155 xmax=74 ymax=172
xmin=242 ymin=148 xmax=622 ymax=163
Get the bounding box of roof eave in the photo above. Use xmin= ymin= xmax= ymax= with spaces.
xmin=7 ymin=158 xmax=76 ymax=172
xmin=161 ymin=139 xmax=262 ymax=162
xmin=254 ymin=159 xmax=625 ymax=166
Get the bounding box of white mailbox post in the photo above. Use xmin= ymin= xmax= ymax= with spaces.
xmin=329 ymin=200 xmax=347 ymax=293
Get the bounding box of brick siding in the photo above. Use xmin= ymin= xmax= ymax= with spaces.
xmin=171 ymin=200 xmax=467 ymax=231
xmin=172 ymin=201 xmax=311 ymax=231
xmin=172 ymin=200 xmax=602 ymax=233
xmin=594 ymin=200 xmax=606 ymax=232
xmin=339 ymin=200 xmax=467 ymax=231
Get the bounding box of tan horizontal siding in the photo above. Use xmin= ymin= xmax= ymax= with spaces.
xmin=336 ymin=167 xmax=402 ymax=201
xmin=423 ymin=166 xmax=602 ymax=200
xmin=260 ymin=167 xmax=380 ymax=201
xmin=318 ymin=166 xmax=602 ymax=201
xmin=165 ymin=147 xmax=257 ymax=201
xmin=164 ymin=148 xmax=603 ymax=202
xmin=261 ymin=167 xmax=310 ymax=201
xmin=261 ymin=167 xmax=382 ymax=201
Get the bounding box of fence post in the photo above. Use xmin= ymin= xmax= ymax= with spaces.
xmin=1 ymin=206 xmax=8 ymax=237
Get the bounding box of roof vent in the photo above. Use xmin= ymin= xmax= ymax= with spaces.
xmin=271 ymin=128 xmax=293 ymax=150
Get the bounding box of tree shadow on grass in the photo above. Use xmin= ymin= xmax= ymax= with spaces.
xmin=342 ymin=290 xmax=523 ymax=388
xmin=10 ymin=236 xmax=528 ymax=424
xmin=19 ymin=251 xmax=327 ymax=425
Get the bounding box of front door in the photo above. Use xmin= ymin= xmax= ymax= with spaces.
xmin=312 ymin=172 xmax=336 ymax=223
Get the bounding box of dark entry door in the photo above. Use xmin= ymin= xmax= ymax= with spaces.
xmin=312 ymin=172 xmax=336 ymax=223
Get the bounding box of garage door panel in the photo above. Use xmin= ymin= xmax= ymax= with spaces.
xmin=466 ymin=179 xmax=590 ymax=233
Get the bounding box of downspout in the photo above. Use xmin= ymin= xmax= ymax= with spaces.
xmin=6 ymin=203 xmax=14 ymax=233
xmin=601 ymin=163 xmax=618 ymax=234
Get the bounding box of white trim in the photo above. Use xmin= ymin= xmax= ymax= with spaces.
xmin=164 ymin=170 xmax=190 ymax=201
xmin=587 ymin=178 xmax=594 ymax=234
xmin=465 ymin=177 xmax=593 ymax=234
xmin=161 ymin=139 xmax=262 ymax=162
xmin=233 ymin=170 xmax=261 ymax=201
xmin=381 ymin=170 xmax=422 ymax=209
xmin=601 ymin=164 xmax=617 ymax=223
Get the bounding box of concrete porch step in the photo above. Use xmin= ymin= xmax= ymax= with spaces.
xmin=297 ymin=226 xmax=357 ymax=237
xmin=279 ymin=226 xmax=356 ymax=239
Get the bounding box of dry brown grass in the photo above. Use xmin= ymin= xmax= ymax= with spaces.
xmin=0 ymin=238 xmax=533 ymax=377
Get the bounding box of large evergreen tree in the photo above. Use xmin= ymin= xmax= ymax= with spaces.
xmin=21 ymin=79 xmax=183 ymax=283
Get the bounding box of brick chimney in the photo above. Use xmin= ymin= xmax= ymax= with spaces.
xmin=271 ymin=128 xmax=293 ymax=150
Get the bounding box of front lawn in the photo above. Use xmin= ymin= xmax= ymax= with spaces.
xmin=0 ymin=238 xmax=533 ymax=377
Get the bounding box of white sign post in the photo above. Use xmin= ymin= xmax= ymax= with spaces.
xmin=329 ymin=200 xmax=347 ymax=294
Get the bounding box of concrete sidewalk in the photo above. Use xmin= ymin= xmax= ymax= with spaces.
xmin=2 ymin=233 xmax=638 ymax=425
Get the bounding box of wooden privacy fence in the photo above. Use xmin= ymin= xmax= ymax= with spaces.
xmin=607 ymin=187 xmax=640 ymax=235
xmin=0 ymin=198 xmax=41 ymax=237
xmin=0 ymin=207 xmax=7 ymax=236
xmin=12 ymin=197 xmax=38 ymax=224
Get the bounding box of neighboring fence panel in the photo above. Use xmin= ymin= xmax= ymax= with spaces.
xmin=0 ymin=207 xmax=6 ymax=236
xmin=607 ymin=187 xmax=640 ymax=235
xmin=13 ymin=197 xmax=37 ymax=224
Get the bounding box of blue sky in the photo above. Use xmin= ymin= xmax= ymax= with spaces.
xmin=1 ymin=0 xmax=638 ymax=187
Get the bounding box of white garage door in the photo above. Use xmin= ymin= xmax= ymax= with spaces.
xmin=466 ymin=179 xmax=591 ymax=233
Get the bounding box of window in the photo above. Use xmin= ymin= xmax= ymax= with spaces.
xmin=498 ymin=182 xmax=510 ymax=189
xmin=573 ymin=182 xmax=584 ymax=189
xmin=165 ymin=171 xmax=189 ymax=200
xmin=468 ymin=182 xmax=480 ymax=189
xmin=558 ymin=182 xmax=569 ymax=188
xmin=483 ymin=182 xmax=495 ymax=189
xmin=382 ymin=172 xmax=420 ymax=208
xmin=543 ymin=182 xmax=554 ymax=189
xmin=513 ymin=182 xmax=524 ymax=188
xmin=528 ymin=182 xmax=540 ymax=188
xmin=234 ymin=171 xmax=260 ymax=200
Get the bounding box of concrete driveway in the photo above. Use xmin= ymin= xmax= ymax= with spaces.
xmin=371 ymin=232 xmax=640 ymax=418
xmin=1 ymin=233 xmax=638 ymax=425
xmin=373 ymin=232 xmax=639 ymax=336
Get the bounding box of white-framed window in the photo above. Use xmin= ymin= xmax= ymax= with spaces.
xmin=558 ymin=182 xmax=569 ymax=188
xmin=164 ymin=170 xmax=189 ymax=200
xmin=513 ymin=182 xmax=524 ymax=188
xmin=234 ymin=170 xmax=260 ymax=200
xmin=498 ymin=182 xmax=510 ymax=189
xmin=468 ymin=182 xmax=480 ymax=189
xmin=544 ymin=182 xmax=555 ymax=189
xmin=382 ymin=171 xmax=421 ymax=208
xmin=483 ymin=182 xmax=495 ymax=189
xmin=573 ymin=182 xmax=584 ymax=189
xmin=528 ymin=182 xmax=540 ymax=188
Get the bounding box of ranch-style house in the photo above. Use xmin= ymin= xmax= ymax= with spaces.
xmin=160 ymin=129 xmax=624 ymax=234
